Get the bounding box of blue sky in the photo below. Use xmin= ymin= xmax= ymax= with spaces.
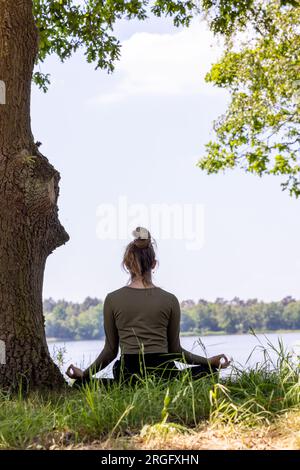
xmin=31 ymin=15 xmax=300 ymax=303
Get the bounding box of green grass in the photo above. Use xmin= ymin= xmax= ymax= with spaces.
xmin=0 ymin=335 xmax=299 ymax=449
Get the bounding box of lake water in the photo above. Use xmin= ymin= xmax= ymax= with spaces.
xmin=48 ymin=332 xmax=300 ymax=379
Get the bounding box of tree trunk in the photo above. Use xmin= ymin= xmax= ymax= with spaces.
xmin=0 ymin=0 xmax=69 ymax=391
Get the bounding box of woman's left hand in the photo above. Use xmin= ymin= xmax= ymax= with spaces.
xmin=208 ymin=354 xmax=231 ymax=369
xmin=66 ymin=364 xmax=84 ymax=380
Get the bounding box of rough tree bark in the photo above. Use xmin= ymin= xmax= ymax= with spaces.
xmin=0 ymin=0 xmax=69 ymax=390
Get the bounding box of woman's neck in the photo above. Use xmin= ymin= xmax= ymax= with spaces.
xmin=128 ymin=278 xmax=155 ymax=289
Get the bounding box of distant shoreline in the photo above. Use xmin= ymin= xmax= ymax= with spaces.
xmin=46 ymin=329 xmax=300 ymax=343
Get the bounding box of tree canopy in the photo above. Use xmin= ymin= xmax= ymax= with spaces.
xmin=32 ymin=0 xmax=198 ymax=90
xmin=31 ymin=1 xmax=300 ymax=194
xmin=198 ymin=0 xmax=300 ymax=196
xmin=44 ymin=295 xmax=300 ymax=339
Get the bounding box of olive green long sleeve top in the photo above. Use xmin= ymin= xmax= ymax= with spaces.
xmin=83 ymin=286 xmax=208 ymax=378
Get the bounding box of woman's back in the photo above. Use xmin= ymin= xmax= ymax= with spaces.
xmin=106 ymin=286 xmax=177 ymax=354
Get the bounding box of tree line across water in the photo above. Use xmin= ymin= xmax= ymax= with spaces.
xmin=44 ymin=295 xmax=300 ymax=340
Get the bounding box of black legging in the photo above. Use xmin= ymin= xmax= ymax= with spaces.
xmin=73 ymin=353 xmax=217 ymax=388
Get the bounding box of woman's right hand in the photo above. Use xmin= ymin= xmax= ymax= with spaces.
xmin=66 ymin=364 xmax=84 ymax=380
xmin=208 ymin=354 xmax=231 ymax=369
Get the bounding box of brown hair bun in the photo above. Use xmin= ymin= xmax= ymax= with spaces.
xmin=122 ymin=227 xmax=157 ymax=287
xmin=132 ymin=226 xmax=151 ymax=249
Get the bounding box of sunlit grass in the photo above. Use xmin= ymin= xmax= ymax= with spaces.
xmin=0 ymin=336 xmax=299 ymax=449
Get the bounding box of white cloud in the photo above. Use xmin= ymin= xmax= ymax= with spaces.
xmin=92 ymin=21 xmax=224 ymax=104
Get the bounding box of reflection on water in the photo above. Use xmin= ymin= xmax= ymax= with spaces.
xmin=48 ymin=332 xmax=300 ymax=379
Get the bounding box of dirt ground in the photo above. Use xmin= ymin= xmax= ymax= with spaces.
xmin=44 ymin=411 xmax=300 ymax=450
